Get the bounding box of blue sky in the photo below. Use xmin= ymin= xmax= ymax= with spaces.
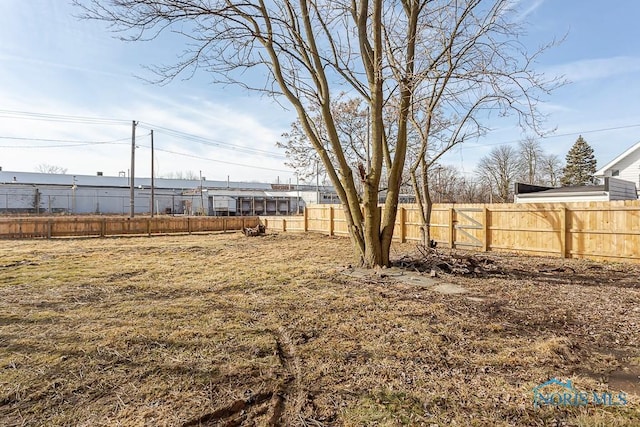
xmin=1 ymin=0 xmax=640 ymax=183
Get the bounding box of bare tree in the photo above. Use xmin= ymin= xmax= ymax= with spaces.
xmin=476 ymin=145 xmax=521 ymax=203
xmin=162 ymin=171 xmax=200 ymax=180
xmin=540 ymin=153 xmax=563 ymax=187
xmin=36 ymin=164 xmax=68 ymax=174
xmin=277 ymin=97 xmax=368 ymax=186
xmin=75 ymin=0 xmax=560 ymax=266
xmin=425 ymin=165 xmax=492 ymax=203
xmin=402 ymin=7 xmax=562 ymax=245
xmin=458 ymin=179 xmax=492 ymax=203
xmin=517 ymin=137 xmax=544 ymax=184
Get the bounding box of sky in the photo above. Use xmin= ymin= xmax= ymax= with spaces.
xmin=1 ymin=0 xmax=640 ymax=183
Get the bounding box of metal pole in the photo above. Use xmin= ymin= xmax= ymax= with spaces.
xmin=296 ymin=174 xmax=300 ymax=214
xmin=199 ymin=170 xmax=204 ymax=215
xmin=130 ymin=120 xmax=137 ymax=218
xmin=316 ymin=160 xmax=320 ymax=204
xmin=72 ymin=176 xmax=77 ymax=214
xmin=436 ymin=165 xmax=442 ymax=204
xmin=150 ymin=129 xmax=155 ymax=217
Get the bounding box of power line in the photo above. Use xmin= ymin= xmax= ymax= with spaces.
xmin=136 ymin=143 xmax=292 ymax=173
xmin=0 ymin=109 xmax=287 ymax=160
xmin=0 ymin=109 xmax=129 ymax=126
xmin=547 ymin=123 xmax=640 ymax=138
xmin=138 ymin=121 xmax=286 ymax=159
xmin=0 ymin=135 xmax=131 ymax=147
xmin=465 ymin=123 xmax=640 ymax=149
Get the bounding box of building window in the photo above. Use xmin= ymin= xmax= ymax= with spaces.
xmin=612 ymin=169 xmax=620 ymax=176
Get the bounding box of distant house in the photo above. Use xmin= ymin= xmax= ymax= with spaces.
xmin=514 ymin=178 xmax=638 ymax=203
xmin=595 ymin=141 xmax=640 ymax=195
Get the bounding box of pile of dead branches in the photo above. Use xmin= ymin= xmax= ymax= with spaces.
xmin=394 ymin=244 xmax=499 ymax=276
xmin=243 ymin=224 xmax=266 ymax=237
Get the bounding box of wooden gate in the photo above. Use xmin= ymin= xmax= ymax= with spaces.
xmin=453 ymin=207 xmax=483 ymax=249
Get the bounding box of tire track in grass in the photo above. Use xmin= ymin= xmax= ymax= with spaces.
xmin=181 ymin=327 xmax=305 ymax=427
xmin=270 ymin=326 xmax=305 ymax=426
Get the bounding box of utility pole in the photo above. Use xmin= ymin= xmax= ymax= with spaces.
xmin=150 ymin=129 xmax=155 ymax=218
xmin=130 ymin=120 xmax=138 ymax=218
xmin=296 ymin=173 xmax=300 ymax=214
xmin=436 ymin=165 xmax=443 ymax=204
xmin=199 ymin=170 xmax=205 ymax=215
xmin=316 ymin=160 xmax=320 ymax=204
xmin=71 ymin=176 xmax=77 ymax=214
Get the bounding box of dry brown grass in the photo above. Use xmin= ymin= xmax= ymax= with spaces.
xmin=0 ymin=231 xmax=638 ymax=426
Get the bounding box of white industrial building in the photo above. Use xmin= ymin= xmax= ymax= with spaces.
xmin=0 ymin=170 xmax=338 ymax=216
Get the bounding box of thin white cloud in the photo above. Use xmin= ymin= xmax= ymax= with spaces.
xmin=545 ymin=56 xmax=640 ymax=83
xmin=517 ymin=0 xmax=545 ymax=21
xmin=498 ymin=0 xmax=545 ymax=22
xmin=0 ymin=53 xmax=129 ymax=79
xmin=0 ymin=86 xmax=294 ymax=181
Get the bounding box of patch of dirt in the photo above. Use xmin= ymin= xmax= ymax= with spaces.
xmin=609 ymin=365 xmax=640 ymax=396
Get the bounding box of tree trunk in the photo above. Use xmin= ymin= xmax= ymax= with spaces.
xmin=423 ymin=187 xmax=433 ymax=247
xmin=361 ymin=191 xmax=382 ymax=268
xmin=420 ymin=158 xmax=432 ymax=247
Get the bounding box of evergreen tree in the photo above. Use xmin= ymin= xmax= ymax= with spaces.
xmin=561 ymin=136 xmax=597 ymax=186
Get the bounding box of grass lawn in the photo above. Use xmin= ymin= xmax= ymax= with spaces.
xmin=0 ymin=231 xmax=638 ymax=426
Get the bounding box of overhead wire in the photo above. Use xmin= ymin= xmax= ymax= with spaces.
xmin=137 ymin=121 xmax=287 ymax=159
xmin=0 ymin=136 xmax=131 ymax=148
xmin=0 ymin=109 xmax=129 ymax=126
xmin=136 ymin=143 xmax=292 ymax=173
xmin=0 ymin=109 xmax=289 ymax=164
xmin=464 ymin=123 xmax=640 ymax=149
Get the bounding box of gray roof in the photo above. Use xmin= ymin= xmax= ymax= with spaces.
xmin=0 ymin=171 xmax=332 ymax=192
xmin=529 ymin=185 xmax=606 ymax=195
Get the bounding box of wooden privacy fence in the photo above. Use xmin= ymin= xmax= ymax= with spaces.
xmin=261 ymin=200 xmax=640 ymax=263
xmin=0 ymin=216 xmax=259 ymax=239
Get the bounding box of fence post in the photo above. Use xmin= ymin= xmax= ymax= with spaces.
xmin=303 ymin=208 xmax=308 ymax=232
xmin=100 ymin=218 xmax=106 ymax=237
xmin=399 ymin=207 xmax=406 ymax=243
xmin=482 ymin=207 xmax=489 ymax=252
xmin=47 ymin=219 xmax=52 ymax=239
xmin=560 ymin=207 xmax=568 ymax=258
xmin=282 ymin=218 xmax=287 ymax=232
xmin=187 ymin=217 xmax=191 ymax=234
xmin=329 ymin=206 xmax=334 ymax=236
xmin=147 ymin=219 xmax=151 ymax=237
xmin=448 ymin=207 xmax=455 ymax=249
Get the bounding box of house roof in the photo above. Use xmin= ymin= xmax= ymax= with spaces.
xmin=515 ymin=178 xmax=610 ymax=200
xmin=595 ymin=140 xmax=640 ymax=176
xmin=515 ymin=181 xmax=606 ymax=197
